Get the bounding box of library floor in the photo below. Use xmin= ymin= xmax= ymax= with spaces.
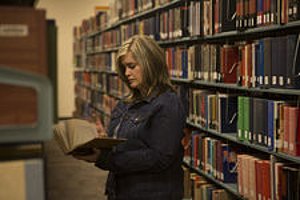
xmin=44 ymin=138 xmax=108 ymax=200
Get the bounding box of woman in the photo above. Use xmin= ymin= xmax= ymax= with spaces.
xmin=76 ymin=35 xmax=185 ymax=200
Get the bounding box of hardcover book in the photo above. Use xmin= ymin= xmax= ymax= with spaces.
xmin=53 ymin=119 xmax=126 ymax=155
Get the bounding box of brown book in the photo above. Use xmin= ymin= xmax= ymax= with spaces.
xmin=237 ymin=154 xmax=245 ymax=195
xmin=274 ymin=162 xmax=284 ymax=200
xmin=182 ymin=165 xmax=192 ymax=199
xmin=0 ymin=6 xmax=47 ymax=126
xmin=288 ymin=107 xmax=299 ymax=156
xmin=283 ymin=106 xmax=290 ymax=153
xmin=255 ymin=159 xmax=263 ymax=200
xmin=53 ymin=119 xmax=126 ymax=155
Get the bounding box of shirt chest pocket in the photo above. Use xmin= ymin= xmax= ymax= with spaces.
xmin=126 ymin=113 xmax=149 ymax=130
xmin=126 ymin=105 xmax=161 ymax=132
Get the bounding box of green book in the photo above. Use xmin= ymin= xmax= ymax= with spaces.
xmin=237 ymin=96 xmax=244 ymax=141
xmin=243 ymin=96 xmax=250 ymax=142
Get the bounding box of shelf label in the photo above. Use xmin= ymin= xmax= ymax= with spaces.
xmin=0 ymin=24 xmax=28 ymax=37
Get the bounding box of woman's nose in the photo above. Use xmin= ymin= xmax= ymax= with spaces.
xmin=125 ymin=67 xmax=131 ymax=76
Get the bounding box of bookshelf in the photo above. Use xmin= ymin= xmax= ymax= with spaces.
xmin=73 ymin=0 xmax=300 ymax=199
xmin=0 ymin=5 xmax=56 ymax=200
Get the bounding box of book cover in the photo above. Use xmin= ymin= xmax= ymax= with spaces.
xmin=263 ymin=37 xmax=272 ymax=87
xmin=267 ymin=100 xmax=274 ymax=151
xmin=221 ymin=0 xmax=236 ymax=32
xmin=222 ymin=145 xmax=237 ymax=183
xmin=243 ymin=96 xmax=250 ymax=142
xmin=283 ymin=165 xmax=300 ymax=200
xmin=221 ymin=44 xmax=239 ymax=83
xmin=287 ymin=34 xmax=300 ymax=89
xmin=217 ymin=94 xmax=238 ymax=133
xmin=237 ymin=96 xmax=245 ymax=141
xmin=296 ymin=104 xmax=300 ymax=156
xmin=288 ymin=106 xmax=299 ymax=156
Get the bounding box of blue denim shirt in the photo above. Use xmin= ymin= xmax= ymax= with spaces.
xmin=95 ymin=89 xmax=186 ymax=200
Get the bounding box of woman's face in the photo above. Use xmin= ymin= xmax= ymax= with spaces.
xmin=122 ymin=52 xmax=142 ymax=89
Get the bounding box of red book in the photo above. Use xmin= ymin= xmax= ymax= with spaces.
xmin=214 ymin=0 xmax=220 ymax=33
xmin=238 ymin=44 xmax=246 ymax=86
xmin=275 ymin=162 xmax=284 ymax=200
xmin=246 ymin=43 xmax=253 ymax=87
xmin=296 ymin=107 xmax=300 ymax=156
xmin=221 ymin=45 xmax=239 ymax=83
xmin=281 ymin=0 xmax=288 ymax=24
xmin=192 ymin=134 xmax=200 ymax=167
xmin=262 ymin=161 xmax=271 ymax=200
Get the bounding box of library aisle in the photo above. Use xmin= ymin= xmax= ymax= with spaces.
xmin=44 ymin=138 xmax=108 ymax=200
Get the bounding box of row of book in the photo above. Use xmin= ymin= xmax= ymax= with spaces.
xmin=81 ymin=32 xmax=300 ymax=91
xmin=75 ymin=0 xmax=300 ymax=43
xmin=74 ymin=11 xmax=109 ymax=38
xmin=187 ymin=88 xmax=300 ymax=157
xmin=74 ymin=71 xmax=129 ymax=96
xmin=167 ymin=33 xmax=300 ymax=89
xmin=189 ymin=132 xmax=238 ymax=183
xmin=238 ymin=96 xmax=300 ymax=156
xmin=93 ymin=29 xmax=121 ymax=51
xmin=237 ymin=154 xmax=300 ymax=200
xmin=80 ymin=33 xmax=300 ymax=90
xmin=73 ymin=0 xmax=176 ymax=37
xmin=186 ymin=130 xmax=300 ymax=200
xmin=188 ymin=89 xmax=237 ymax=134
xmin=109 ymin=0 xmax=175 ymax=24
xmin=183 ymin=166 xmax=234 ymax=200
xmin=75 ymin=80 xmax=128 ymax=104
xmin=73 ymin=96 xmax=113 ymax=129
xmin=86 ymin=52 xmax=117 ymax=72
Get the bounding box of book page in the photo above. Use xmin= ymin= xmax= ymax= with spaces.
xmin=65 ymin=119 xmax=98 ymax=151
xmin=53 ymin=122 xmax=70 ymax=153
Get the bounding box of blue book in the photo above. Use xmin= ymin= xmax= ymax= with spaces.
xmin=286 ymin=34 xmax=300 ymax=88
xmin=181 ymin=47 xmax=188 ymax=79
xmin=257 ymin=39 xmax=265 ymax=87
xmin=222 ymin=145 xmax=237 ymax=183
xmin=218 ymin=94 xmax=238 ymax=133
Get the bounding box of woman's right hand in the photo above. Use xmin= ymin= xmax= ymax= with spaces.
xmin=72 ymin=148 xmax=101 ymax=163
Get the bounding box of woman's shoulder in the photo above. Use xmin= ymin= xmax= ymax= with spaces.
xmin=155 ymin=90 xmax=181 ymax=106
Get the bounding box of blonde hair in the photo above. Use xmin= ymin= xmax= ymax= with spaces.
xmin=116 ymin=35 xmax=173 ymax=102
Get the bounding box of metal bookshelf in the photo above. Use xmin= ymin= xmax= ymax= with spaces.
xmin=182 ymin=157 xmax=244 ymax=200
xmin=186 ymin=120 xmax=300 ymax=164
xmin=171 ymin=78 xmax=300 ymax=96
xmin=88 ymin=0 xmax=185 ymax=37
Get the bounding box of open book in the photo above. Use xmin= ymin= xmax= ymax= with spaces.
xmin=53 ymin=119 xmax=126 ymax=155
